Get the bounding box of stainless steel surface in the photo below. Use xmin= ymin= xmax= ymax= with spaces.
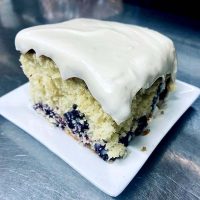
xmin=0 ymin=1 xmax=200 ymax=199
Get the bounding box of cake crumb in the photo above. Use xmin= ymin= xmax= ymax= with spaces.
xmin=143 ymin=129 xmax=150 ymax=136
xmin=141 ymin=146 xmax=147 ymax=152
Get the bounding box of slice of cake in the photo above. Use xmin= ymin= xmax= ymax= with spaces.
xmin=15 ymin=18 xmax=177 ymax=161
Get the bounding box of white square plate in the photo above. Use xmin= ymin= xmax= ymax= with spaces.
xmin=0 ymin=80 xmax=199 ymax=197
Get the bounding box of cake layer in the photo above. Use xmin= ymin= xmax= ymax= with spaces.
xmin=20 ymin=53 xmax=173 ymax=161
xmin=15 ymin=18 xmax=177 ymax=124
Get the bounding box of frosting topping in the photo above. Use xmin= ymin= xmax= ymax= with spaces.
xmin=15 ymin=18 xmax=177 ymax=124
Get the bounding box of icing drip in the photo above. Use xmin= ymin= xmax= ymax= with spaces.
xmin=15 ymin=18 xmax=177 ymax=124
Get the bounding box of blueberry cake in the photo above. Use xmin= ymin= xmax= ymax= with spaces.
xmin=15 ymin=19 xmax=177 ymax=161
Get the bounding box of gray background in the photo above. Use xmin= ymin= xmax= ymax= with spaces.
xmin=0 ymin=1 xmax=200 ymax=199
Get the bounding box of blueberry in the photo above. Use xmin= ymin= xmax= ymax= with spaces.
xmin=152 ymin=96 xmax=158 ymax=104
xmin=119 ymin=132 xmax=133 ymax=147
xmin=64 ymin=105 xmax=89 ymax=137
xmin=151 ymin=82 xmax=164 ymax=111
xmin=73 ymin=104 xmax=77 ymax=110
xmin=60 ymin=123 xmax=66 ymax=130
xmin=83 ymin=122 xmax=89 ymax=130
xmin=94 ymin=143 xmax=109 ymax=161
xmin=151 ymin=96 xmax=158 ymax=111
xmin=159 ymin=88 xmax=168 ymax=101
xmin=134 ymin=116 xmax=148 ymax=136
xmin=152 ymin=80 xmax=170 ymax=110
xmin=101 ymin=154 xmax=108 ymax=161
xmin=94 ymin=143 xmax=103 ymax=152
xmin=157 ymin=83 xmax=163 ymax=94
xmin=64 ymin=112 xmax=71 ymax=120
xmin=120 ymin=116 xmax=148 ymax=146
xmin=45 ymin=109 xmax=52 ymax=116
xmin=68 ymin=122 xmax=75 ymax=129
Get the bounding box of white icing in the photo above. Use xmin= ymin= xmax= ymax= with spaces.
xmin=15 ymin=18 xmax=177 ymax=124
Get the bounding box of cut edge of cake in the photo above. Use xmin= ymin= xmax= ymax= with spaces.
xmin=20 ymin=52 xmax=175 ymax=161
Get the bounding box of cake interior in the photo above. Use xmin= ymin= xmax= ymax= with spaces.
xmin=20 ymin=52 xmax=174 ymax=161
